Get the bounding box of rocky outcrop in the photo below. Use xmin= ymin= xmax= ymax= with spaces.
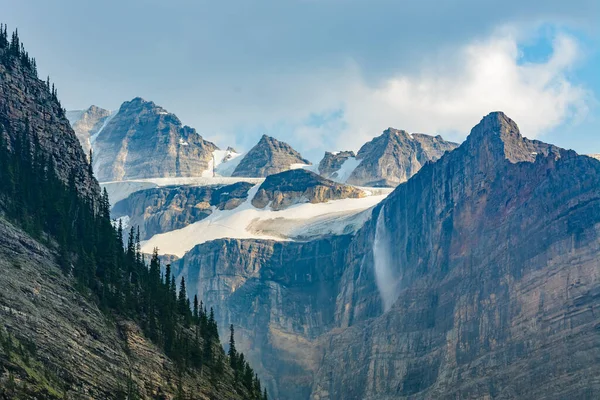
xmin=112 ymin=182 xmax=254 ymax=240
xmin=0 ymin=46 xmax=99 ymax=198
xmin=232 ymin=135 xmax=311 ymax=177
xmin=346 ymin=129 xmax=458 ymax=187
xmin=174 ymin=112 xmax=600 ymax=399
xmin=318 ymin=151 xmax=356 ymax=179
xmin=66 ymin=105 xmax=112 ymax=157
xmin=92 ymin=97 xmax=218 ymax=182
xmin=252 ymin=169 xmax=365 ymax=210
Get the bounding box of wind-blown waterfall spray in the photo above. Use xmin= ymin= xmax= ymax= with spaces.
xmin=373 ymin=205 xmax=399 ymax=312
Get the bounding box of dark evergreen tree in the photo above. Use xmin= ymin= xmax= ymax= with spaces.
xmin=228 ymin=324 xmax=237 ymax=369
xmin=193 ymin=295 xmax=199 ymax=321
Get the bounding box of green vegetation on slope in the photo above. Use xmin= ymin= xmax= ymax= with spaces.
xmin=0 ymin=25 xmax=266 ymax=399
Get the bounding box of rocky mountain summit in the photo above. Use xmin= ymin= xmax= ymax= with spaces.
xmin=252 ymin=169 xmax=365 ymax=210
xmin=172 ymin=112 xmax=600 ymax=399
xmin=344 ymin=128 xmax=458 ymax=186
xmin=232 ymin=134 xmax=311 ymax=177
xmin=66 ymin=105 xmax=112 ymax=157
xmin=92 ymin=97 xmax=218 ymax=182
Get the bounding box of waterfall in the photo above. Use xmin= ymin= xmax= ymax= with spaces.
xmin=373 ymin=205 xmax=399 ymax=312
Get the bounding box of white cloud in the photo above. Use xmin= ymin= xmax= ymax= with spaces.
xmin=333 ymin=30 xmax=590 ymax=152
xmin=197 ymin=28 xmax=591 ymax=162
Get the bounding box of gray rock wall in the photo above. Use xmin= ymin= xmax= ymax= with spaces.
xmin=173 ymin=113 xmax=600 ymax=399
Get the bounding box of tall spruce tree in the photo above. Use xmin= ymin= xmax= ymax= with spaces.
xmin=228 ymin=324 xmax=237 ymax=369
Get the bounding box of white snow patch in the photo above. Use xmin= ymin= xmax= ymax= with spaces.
xmin=142 ymin=186 xmax=390 ymax=257
xmin=179 ymin=138 xmax=189 ymax=146
xmin=212 ymin=149 xmax=241 ymax=167
xmin=90 ymin=112 xmax=116 ymax=145
xmin=214 ymin=151 xmax=244 ymax=177
xmin=112 ymin=215 xmax=130 ymax=230
xmin=330 ymin=157 xmax=361 ymax=183
xmin=202 ymin=159 xmax=215 ymax=177
xmin=289 ymin=163 xmax=312 ymax=170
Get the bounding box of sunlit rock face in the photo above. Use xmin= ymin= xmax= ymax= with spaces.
xmin=251 ymin=169 xmax=365 ymax=210
xmin=91 ymin=97 xmax=218 ymax=182
xmin=232 ymin=134 xmax=311 ymax=177
xmin=346 ymin=129 xmax=458 ymax=187
xmin=173 ymin=112 xmax=600 ymax=399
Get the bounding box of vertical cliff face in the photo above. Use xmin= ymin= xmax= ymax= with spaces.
xmin=92 ymin=97 xmax=218 ymax=182
xmin=312 ymin=112 xmax=600 ymax=399
xmin=0 ymin=46 xmax=99 ymax=198
xmin=174 ymin=112 xmax=600 ymax=400
xmin=171 ymin=236 xmax=353 ymax=399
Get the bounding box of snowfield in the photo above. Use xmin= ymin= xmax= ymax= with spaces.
xmin=329 ymin=156 xmax=361 ymax=183
xmin=140 ymin=184 xmax=392 ymax=257
xmin=213 ymin=149 xmax=243 ymax=177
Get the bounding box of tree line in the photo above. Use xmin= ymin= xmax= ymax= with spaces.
xmin=0 ymin=24 xmax=266 ymax=400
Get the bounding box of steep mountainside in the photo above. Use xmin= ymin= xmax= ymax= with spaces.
xmin=0 ymin=38 xmax=98 ymax=198
xmin=232 ymin=134 xmax=311 ymax=177
xmin=0 ymin=218 xmax=243 ymax=399
xmin=346 ymin=128 xmax=458 ymax=187
xmin=92 ymin=97 xmax=218 ymax=182
xmin=171 ymin=236 xmax=353 ymax=399
xmin=252 ymin=169 xmax=365 ymax=210
xmin=0 ymin=27 xmax=265 ymax=400
xmin=66 ymin=105 xmax=112 ymax=157
xmin=173 ymin=112 xmax=600 ymax=399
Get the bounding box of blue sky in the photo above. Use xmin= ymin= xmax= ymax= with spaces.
xmin=2 ymin=0 xmax=598 ymax=161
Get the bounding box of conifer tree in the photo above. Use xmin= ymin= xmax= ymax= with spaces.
xmin=193 ymin=295 xmax=199 ymax=321
xmin=178 ymin=277 xmax=188 ymax=315
xmin=228 ymin=324 xmax=237 ymax=369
